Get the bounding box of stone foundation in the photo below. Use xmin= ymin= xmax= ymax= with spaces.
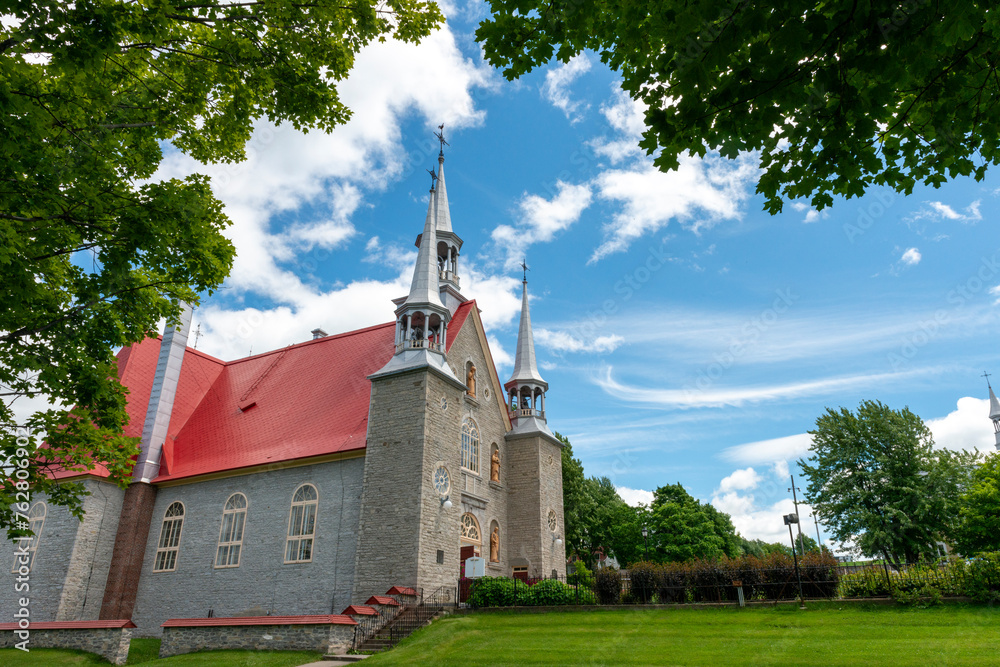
xmin=159 ymin=615 xmax=357 ymax=658
xmin=0 ymin=620 xmax=135 ymax=665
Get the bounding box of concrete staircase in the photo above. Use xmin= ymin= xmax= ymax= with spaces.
xmin=330 ymin=586 xmax=446 ymax=655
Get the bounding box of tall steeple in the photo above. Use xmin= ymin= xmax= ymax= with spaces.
xmin=430 ymin=125 xmax=464 ymax=314
xmin=371 ymin=154 xmax=459 ymax=384
xmin=986 ymin=373 xmax=1000 ymax=451
xmin=505 ymin=266 xmax=552 ymax=436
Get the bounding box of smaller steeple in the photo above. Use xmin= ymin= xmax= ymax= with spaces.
xmin=430 ymin=125 xmax=464 ymax=313
xmin=986 ymin=372 xmax=1000 ymax=451
xmin=505 ymin=264 xmax=552 ymax=436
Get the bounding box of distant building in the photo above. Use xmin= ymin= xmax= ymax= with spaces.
xmin=1 ymin=146 xmax=566 ymax=634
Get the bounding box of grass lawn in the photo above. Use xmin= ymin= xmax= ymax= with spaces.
xmin=0 ymin=637 xmax=322 ymax=666
xmin=365 ymin=602 xmax=1000 ymax=666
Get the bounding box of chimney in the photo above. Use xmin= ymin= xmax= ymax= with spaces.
xmin=311 ymin=328 xmax=328 ymax=340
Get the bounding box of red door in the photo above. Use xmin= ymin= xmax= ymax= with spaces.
xmin=460 ymin=545 xmax=476 ymax=577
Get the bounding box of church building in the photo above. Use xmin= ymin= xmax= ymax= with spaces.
xmin=1 ymin=145 xmax=567 ymax=633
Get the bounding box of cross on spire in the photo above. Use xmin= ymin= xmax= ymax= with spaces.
xmin=192 ymin=323 xmax=203 ymax=349
xmin=984 ymin=371 xmax=993 ymax=388
xmin=520 ymin=259 xmax=529 ymax=282
xmin=426 ymin=167 xmax=437 ymax=190
xmin=434 ymin=123 xmax=449 ymax=157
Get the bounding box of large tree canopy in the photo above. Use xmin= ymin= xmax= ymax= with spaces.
xmin=953 ymin=453 xmax=1000 ymax=555
xmin=476 ymin=1 xmax=1000 ymax=213
xmin=646 ymin=483 xmax=741 ymax=562
xmin=0 ymin=0 xmax=442 ymax=537
xmin=800 ymin=400 xmax=977 ymax=567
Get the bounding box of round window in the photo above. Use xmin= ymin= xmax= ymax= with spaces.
xmin=433 ymin=466 xmax=451 ymax=496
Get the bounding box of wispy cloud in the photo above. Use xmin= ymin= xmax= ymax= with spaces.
xmin=541 ymin=54 xmax=592 ymax=122
xmin=596 ymin=366 xmax=938 ymax=409
xmin=492 ymin=181 xmax=593 ymax=269
xmin=720 ymin=433 xmax=814 ymax=465
xmin=536 ymin=329 xmax=624 ymax=354
xmin=908 ymin=199 xmax=982 ymax=223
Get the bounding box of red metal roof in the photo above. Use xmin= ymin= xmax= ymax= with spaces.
xmin=342 ymin=605 xmax=378 ymax=616
xmin=54 ymin=301 xmax=479 ymax=483
xmin=161 ymin=615 xmax=356 ymax=627
xmin=0 ymin=619 xmax=136 ymax=630
xmin=366 ymin=595 xmax=401 ymax=606
xmin=386 ymin=586 xmax=418 ymax=596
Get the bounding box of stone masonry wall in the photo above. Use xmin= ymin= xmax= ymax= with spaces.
xmin=158 ymin=622 xmax=355 ymax=658
xmin=0 ymin=626 xmax=132 ymax=665
xmin=59 ymin=480 xmax=126 ymax=621
xmin=505 ymin=435 xmax=543 ymax=578
xmin=445 ymin=317 xmax=511 ymax=579
xmin=354 ymin=369 xmax=436 ymax=598
xmin=130 ymin=458 xmax=364 ymax=635
xmin=0 ymin=479 xmax=123 ymax=624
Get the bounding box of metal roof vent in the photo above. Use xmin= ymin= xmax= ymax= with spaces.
xmin=311 ymin=328 xmax=328 ymax=340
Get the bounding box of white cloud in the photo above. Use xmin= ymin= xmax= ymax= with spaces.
xmin=589 ymin=154 xmax=758 ymax=263
xmin=717 ymin=467 xmax=763 ymax=493
xmin=721 ymin=433 xmax=814 ymax=465
xmin=617 ymin=486 xmax=654 ymax=507
xmin=910 ymin=200 xmax=983 ymax=223
xmin=597 ymin=366 xmax=935 ymax=409
xmin=901 ymin=247 xmax=922 ymax=266
xmin=591 ymin=89 xmax=647 ymax=164
xmin=990 ymin=285 xmax=1000 ymax=305
xmin=536 ymin=330 xmax=624 ymax=354
xmin=541 ymin=54 xmax=592 ymax=122
xmin=491 ymin=181 xmax=593 ymax=269
xmin=926 ymin=396 xmax=996 ymax=452
xmin=487 ymin=335 xmax=513 ymax=370
xmin=791 ymin=201 xmax=824 ymax=224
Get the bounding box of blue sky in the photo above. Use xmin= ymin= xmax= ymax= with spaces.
xmin=151 ymin=3 xmax=999 ymax=548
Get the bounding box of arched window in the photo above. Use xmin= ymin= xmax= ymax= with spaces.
xmin=153 ymin=502 xmax=185 ymax=572
xmin=461 ymin=513 xmax=481 ymax=545
xmin=285 ymin=484 xmax=318 ymax=563
xmin=461 ymin=418 xmax=480 ymax=474
xmin=215 ymin=493 xmax=248 ymax=568
xmin=11 ymin=502 xmax=46 ymax=573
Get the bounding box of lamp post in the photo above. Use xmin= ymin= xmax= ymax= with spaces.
xmin=641 ymin=526 xmax=649 ymax=562
xmin=784 ymin=513 xmax=806 ymax=609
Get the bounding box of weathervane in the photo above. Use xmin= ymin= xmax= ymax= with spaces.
xmin=520 ymin=258 xmax=529 ymax=282
xmin=426 ymin=167 xmax=438 ymax=190
xmin=193 ymin=323 xmax=203 ymax=349
xmin=434 ymin=123 xmax=449 ymax=157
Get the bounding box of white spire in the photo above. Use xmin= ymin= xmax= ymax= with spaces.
xmin=435 ymin=154 xmax=452 ymax=233
xmin=402 ymin=186 xmax=445 ymax=309
xmin=508 ymin=278 xmax=545 ymax=385
xmin=989 ymin=381 xmax=1000 ymax=421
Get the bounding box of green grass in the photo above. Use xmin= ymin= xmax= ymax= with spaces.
xmin=0 ymin=637 xmax=321 ymax=666
xmin=365 ymin=602 xmax=1000 ymax=666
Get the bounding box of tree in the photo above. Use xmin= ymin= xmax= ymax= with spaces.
xmin=1 ymin=0 xmax=442 ymax=538
xmin=953 ymin=453 xmax=1000 ymax=555
xmin=646 ymin=483 xmax=740 ymax=562
xmin=476 ymin=2 xmax=1000 ymax=213
xmin=799 ymin=400 xmax=977 ymax=567
xmin=558 ymin=432 xmax=589 ymax=560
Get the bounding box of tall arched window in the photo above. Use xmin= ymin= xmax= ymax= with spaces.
xmin=11 ymin=502 xmax=46 ymax=573
xmin=215 ymin=493 xmax=248 ymax=568
xmin=461 ymin=418 xmax=480 ymax=474
xmin=461 ymin=513 xmax=481 ymax=545
xmin=153 ymin=502 xmax=185 ymax=572
xmin=285 ymin=484 xmax=318 ymax=563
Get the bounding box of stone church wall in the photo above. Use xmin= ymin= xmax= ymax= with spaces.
xmin=445 ymin=316 xmax=511 ymax=578
xmin=0 ymin=479 xmax=124 ymax=623
xmin=130 ymin=457 xmax=364 ymax=635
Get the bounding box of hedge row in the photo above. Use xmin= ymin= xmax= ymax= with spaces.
xmin=838 ymin=552 xmax=1000 ymax=603
xmin=467 ymin=577 xmax=597 ymax=608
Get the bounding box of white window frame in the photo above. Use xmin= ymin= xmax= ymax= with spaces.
xmin=153 ymin=502 xmax=185 ymax=573
xmin=215 ymin=493 xmax=248 ymax=569
xmin=461 ymin=512 xmax=481 ymax=545
xmin=11 ymin=501 xmax=46 ymax=573
xmin=461 ymin=417 xmax=480 ymax=474
xmin=285 ymin=484 xmax=318 ymax=564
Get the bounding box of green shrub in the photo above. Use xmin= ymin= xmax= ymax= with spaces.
xmin=594 ymin=567 xmax=622 ymax=605
xmin=467 ymin=577 xmax=524 ymax=608
xmin=964 ymin=551 xmax=1000 ymax=603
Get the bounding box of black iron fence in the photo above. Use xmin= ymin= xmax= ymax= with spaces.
xmin=463 ymin=555 xmax=1000 ymax=609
